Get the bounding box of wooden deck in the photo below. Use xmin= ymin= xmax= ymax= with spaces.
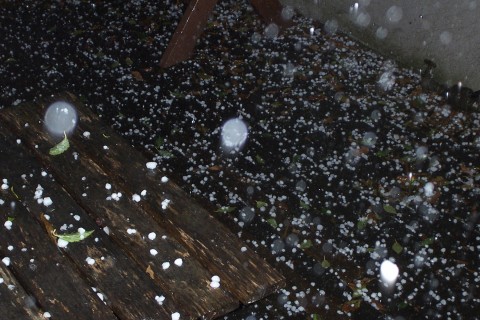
xmin=0 ymin=92 xmax=284 ymax=319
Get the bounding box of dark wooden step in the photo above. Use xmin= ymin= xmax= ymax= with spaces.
xmin=0 ymin=92 xmax=285 ymax=319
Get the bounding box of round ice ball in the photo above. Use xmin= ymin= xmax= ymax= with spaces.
xmin=221 ymin=118 xmax=248 ymax=149
xmin=380 ymin=260 xmax=399 ymax=285
xmin=44 ymin=101 xmax=78 ymax=136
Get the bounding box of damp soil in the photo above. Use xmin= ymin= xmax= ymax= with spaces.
xmin=1 ymin=1 xmax=479 ymax=319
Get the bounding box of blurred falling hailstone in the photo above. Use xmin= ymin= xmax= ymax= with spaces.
xmin=324 ymin=19 xmax=339 ymax=34
xmin=264 ymin=23 xmax=279 ymax=39
xmin=352 ymin=10 xmax=371 ymax=27
xmin=385 ymin=5 xmax=403 ymax=23
xmin=221 ymin=118 xmax=248 ymax=150
xmin=415 ymin=146 xmax=428 ymax=160
xmin=44 ymin=101 xmax=78 ymax=136
xmin=380 ymin=260 xmax=399 ymax=286
xmin=378 ymin=70 xmax=396 ymax=91
xmin=376 ymin=26 xmax=388 ymax=39
xmin=281 ymin=6 xmax=295 ymax=21
xmin=239 ymin=206 xmax=255 ymax=223
xmin=362 ymin=132 xmax=377 ymax=147
xmin=440 ymin=31 xmax=452 ymax=45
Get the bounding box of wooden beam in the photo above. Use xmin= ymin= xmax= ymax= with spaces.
xmin=249 ymin=0 xmax=293 ymax=27
xmin=160 ymin=0 xmax=292 ymax=68
xmin=160 ymin=0 xmax=219 ymax=68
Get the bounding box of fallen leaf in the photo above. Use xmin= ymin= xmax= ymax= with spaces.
xmin=49 ymin=132 xmax=70 ymax=155
xmin=146 ymin=265 xmax=155 ymax=279
xmin=131 ymin=70 xmax=144 ymax=81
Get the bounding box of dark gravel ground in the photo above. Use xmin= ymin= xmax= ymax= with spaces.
xmin=1 ymin=1 xmax=479 ymax=319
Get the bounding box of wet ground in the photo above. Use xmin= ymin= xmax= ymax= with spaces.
xmin=1 ymin=1 xmax=479 ymax=319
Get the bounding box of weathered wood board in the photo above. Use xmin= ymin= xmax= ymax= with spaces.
xmin=0 ymin=92 xmax=285 ymax=319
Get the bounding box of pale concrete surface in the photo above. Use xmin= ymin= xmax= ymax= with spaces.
xmin=280 ymin=0 xmax=480 ymax=90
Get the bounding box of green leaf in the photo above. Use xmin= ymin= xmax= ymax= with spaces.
xmin=357 ymin=219 xmax=368 ymax=230
xmin=256 ymin=200 xmax=268 ymax=209
xmin=7 ymin=217 xmax=15 ymax=222
xmin=110 ymin=61 xmax=121 ymax=69
xmin=383 ymin=204 xmax=397 ymax=214
xmin=421 ymin=237 xmax=434 ymax=247
xmin=300 ymin=239 xmax=313 ymax=249
xmin=266 ymin=218 xmax=278 ymax=228
xmin=300 ymin=201 xmax=310 ymax=210
xmin=375 ymin=149 xmax=389 ymax=158
xmin=392 ymin=240 xmax=403 ymax=254
xmin=49 ymin=132 xmax=70 ymax=156
xmin=54 ymin=229 xmax=94 ymax=243
xmin=158 ymin=150 xmax=174 ymax=158
xmin=321 ymin=258 xmax=331 ymax=269
xmin=215 ymin=206 xmax=236 ymax=214
xmin=255 ymin=154 xmax=265 ymax=165
xmin=125 ymin=57 xmax=133 ymax=66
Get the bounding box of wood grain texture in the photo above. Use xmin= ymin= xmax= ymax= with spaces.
xmin=0 ymin=92 xmax=284 ymax=318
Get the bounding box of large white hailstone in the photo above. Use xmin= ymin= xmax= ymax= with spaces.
xmin=221 ymin=118 xmax=248 ymax=150
xmin=380 ymin=260 xmax=399 ymax=286
xmin=44 ymin=101 xmax=78 ymax=136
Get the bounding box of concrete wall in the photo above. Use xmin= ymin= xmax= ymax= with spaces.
xmin=280 ymin=0 xmax=480 ymax=90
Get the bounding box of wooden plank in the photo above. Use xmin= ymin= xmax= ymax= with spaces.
xmin=1 ymin=93 xmax=285 ymax=306
xmin=66 ymin=93 xmax=285 ymax=303
xmin=0 ymin=162 xmax=118 ymax=319
xmin=160 ymin=0 xmax=219 ymax=68
xmin=0 ymin=129 xmax=176 ymax=319
xmin=0 ymin=264 xmax=44 ymax=320
xmin=0 ymin=102 xmax=239 ymax=318
xmin=250 ymin=0 xmax=294 ymax=27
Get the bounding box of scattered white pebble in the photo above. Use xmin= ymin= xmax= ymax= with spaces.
xmin=210 ymin=275 xmax=221 ymax=288
xmin=1 ymin=183 xmax=9 ymax=190
xmin=141 ymin=189 xmax=147 ymax=196
xmin=83 ymin=131 xmax=91 ymax=138
xmin=174 ymin=258 xmax=183 ymax=267
xmin=4 ymin=220 xmax=12 ymax=230
xmin=148 ymin=232 xmax=157 ymax=240
xmin=161 ymin=198 xmax=171 ymax=210
xmin=155 ymin=295 xmax=165 ymax=305
xmin=74 ymin=215 xmax=80 ymax=221
xmin=380 ymin=260 xmax=399 ymax=285
xmin=240 ymin=246 xmax=247 ymax=252
xmin=105 ymin=183 xmax=111 ymax=190
xmin=2 ymin=257 xmax=11 ymax=266
xmin=43 ymin=197 xmax=53 ymax=207
xmin=171 ymin=312 xmax=180 ymax=320
xmin=85 ymin=257 xmax=95 ymax=265
xmin=162 ymin=262 xmax=170 ymax=270
xmin=41 ymin=171 xmax=47 ymax=177
xmin=127 ymin=228 xmax=137 ymax=234
xmin=161 ymin=176 xmax=169 ymax=183
xmin=43 ymin=311 xmax=52 ymax=318
xmin=146 ymin=161 xmax=157 ymax=169
xmin=150 ymin=249 xmax=158 ymax=256
xmin=132 ymin=194 xmax=141 ymax=202
xmin=57 ymin=238 xmax=69 ymax=248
